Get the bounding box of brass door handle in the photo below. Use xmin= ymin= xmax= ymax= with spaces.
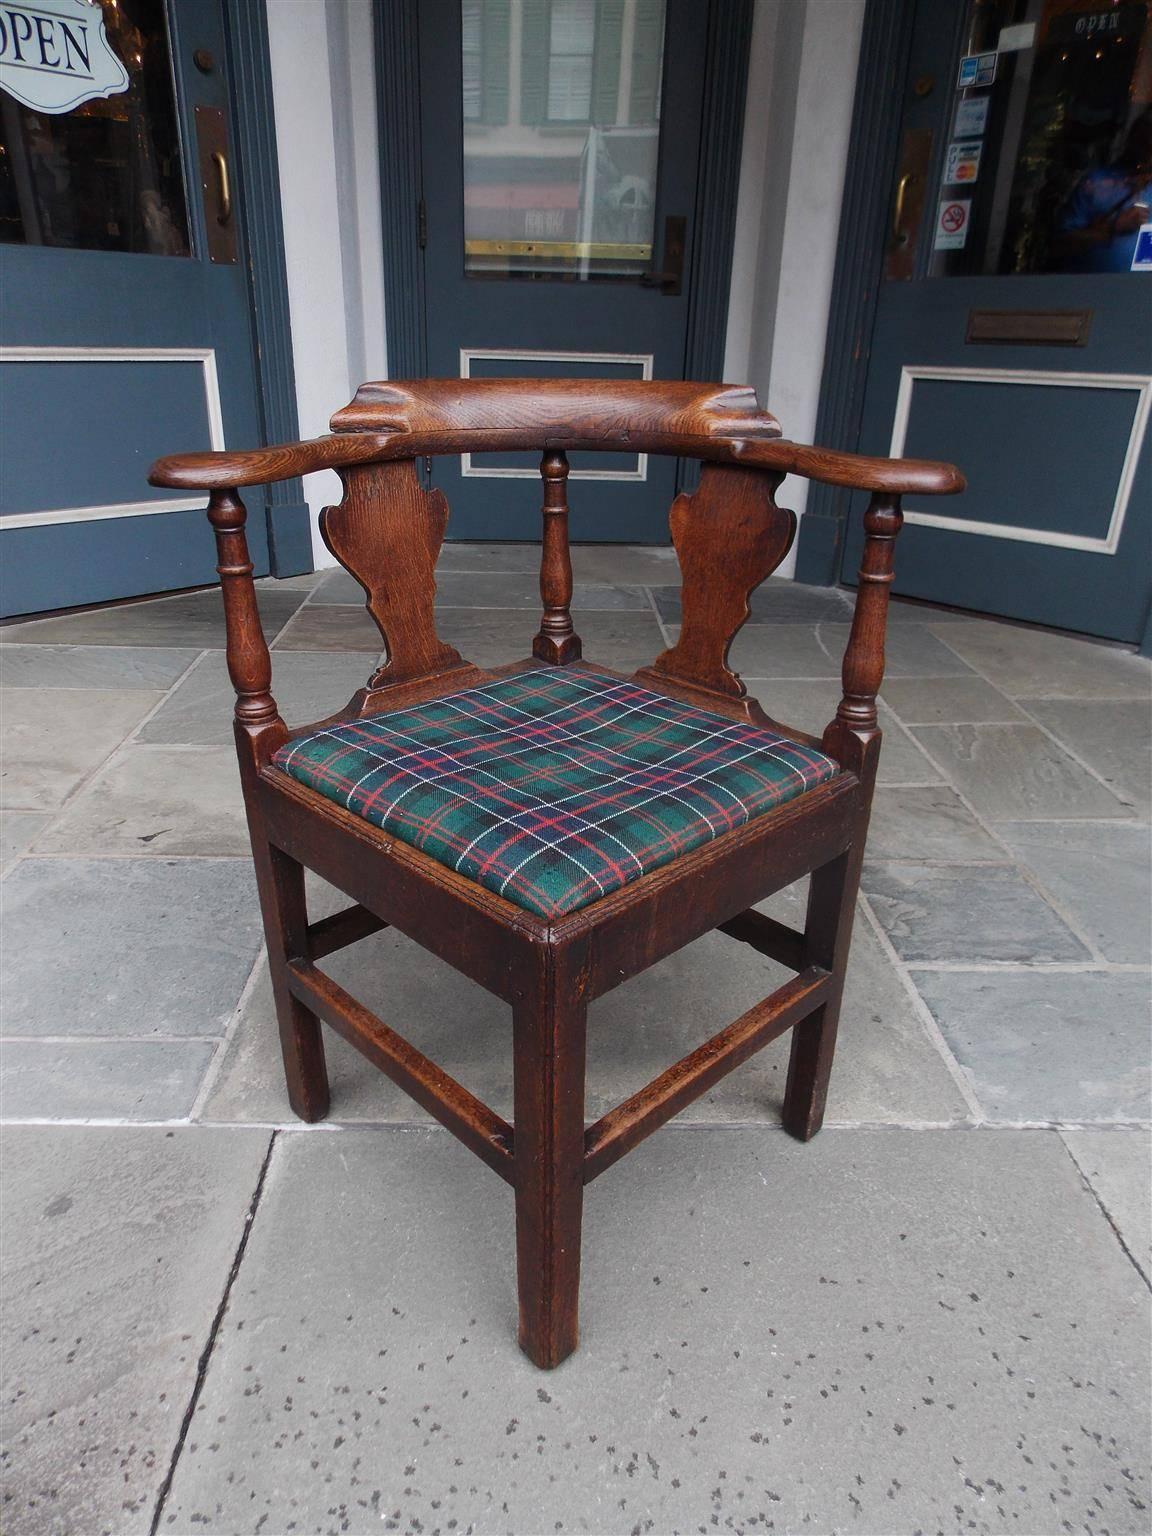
xmin=211 ymin=150 xmax=232 ymax=226
xmin=892 ymin=172 xmax=918 ymax=245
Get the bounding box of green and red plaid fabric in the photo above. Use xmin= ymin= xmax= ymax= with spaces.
xmin=273 ymin=667 xmax=838 ymax=920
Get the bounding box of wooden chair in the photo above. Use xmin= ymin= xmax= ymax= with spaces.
xmin=150 ymin=380 xmax=963 ymax=1369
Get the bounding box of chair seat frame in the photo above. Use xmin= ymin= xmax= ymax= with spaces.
xmin=151 ymin=379 xmax=963 ymax=1368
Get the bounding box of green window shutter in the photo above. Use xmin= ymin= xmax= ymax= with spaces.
xmin=591 ymin=0 xmax=624 ymax=124
xmin=520 ymin=0 xmax=550 ymax=125
xmin=629 ymin=0 xmax=664 ymax=124
xmin=480 ymin=0 xmax=511 ymax=123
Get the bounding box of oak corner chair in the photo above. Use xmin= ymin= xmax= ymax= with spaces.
xmin=150 ymin=378 xmax=963 ymax=1369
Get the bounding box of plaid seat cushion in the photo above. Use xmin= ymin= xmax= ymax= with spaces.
xmin=272 ymin=667 xmax=839 ymax=921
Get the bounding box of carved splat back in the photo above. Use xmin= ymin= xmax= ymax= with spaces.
xmin=636 ymin=464 xmax=796 ymax=709
xmin=320 ymin=458 xmax=468 ymax=691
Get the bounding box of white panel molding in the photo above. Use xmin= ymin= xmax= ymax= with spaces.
xmin=891 ymin=364 xmax=1152 ymax=556
xmin=0 ymin=347 xmax=223 ymax=531
xmin=459 ymin=348 xmax=653 ymax=481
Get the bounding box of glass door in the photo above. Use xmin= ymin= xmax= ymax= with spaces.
xmin=845 ymin=0 xmax=1152 ymax=642
xmin=0 ymin=0 xmax=269 ymax=617
xmin=420 ymin=0 xmax=711 ymax=543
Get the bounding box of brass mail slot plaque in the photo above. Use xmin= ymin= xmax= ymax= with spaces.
xmin=966 ymin=309 xmax=1092 ymax=346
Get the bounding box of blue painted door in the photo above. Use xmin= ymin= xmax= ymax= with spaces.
xmin=845 ymin=0 xmax=1152 ymax=643
xmin=419 ymin=0 xmax=710 ymax=543
xmin=0 ymin=0 xmax=267 ymax=618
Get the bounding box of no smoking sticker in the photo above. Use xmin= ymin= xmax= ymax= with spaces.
xmin=935 ymin=198 xmax=971 ymax=250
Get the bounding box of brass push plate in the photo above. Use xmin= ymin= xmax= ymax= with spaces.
xmin=966 ymin=309 xmax=1092 ymax=346
xmin=195 ymin=105 xmax=237 ymax=264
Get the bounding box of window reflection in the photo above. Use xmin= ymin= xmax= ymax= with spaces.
xmin=0 ymin=0 xmax=189 ymax=256
xmin=931 ymin=0 xmax=1151 ymax=276
xmin=462 ymin=0 xmax=666 ymax=280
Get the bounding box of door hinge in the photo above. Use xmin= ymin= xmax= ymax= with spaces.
xmin=417 ymin=198 xmax=428 ymax=249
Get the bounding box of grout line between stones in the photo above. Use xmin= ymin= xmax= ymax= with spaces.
xmin=2 ymin=1114 xmax=1149 ymax=1131
xmin=644 ymin=585 xmax=674 ymax=650
xmin=187 ymin=950 xmax=271 ymax=1121
xmin=1057 ymin=1129 xmax=1151 ymax=1292
xmin=148 ymin=1127 xmax=279 ymax=1536
xmin=855 ymin=893 xmax=986 ymax=1123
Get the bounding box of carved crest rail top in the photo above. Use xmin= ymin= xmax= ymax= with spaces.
xmin=328 ymin=377 xmax=783 ymax=444
xmin=148 ymin=379 xmax=963 ymax=495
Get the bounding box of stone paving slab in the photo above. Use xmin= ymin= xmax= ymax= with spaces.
xmin=1 ymin=858 xmax=262 ymax=1038
xmin=929 ymin=620 xmax=1152 ymax=699
xmin=437 ymin=541 xmax=542 ymax=574
xmin=995 ymin=820 xmax=1152 ymax=964
xmin=862 ymin=862 xmax=1090 ymax=964
xmin=0 ymin=588 xmax=304 ymax=650
xmin=200 ymin=899 xmax=972 ymax=1128
xmin=437 ymin=609 xmax=666 ymax=672
xmin=570 ymin=543 xmax=681 ymax=584
xmin=0 ymin=688 xmax=163 ymax=811
xmin=1018 ymin=698 xmax=1152 ymax=817
xmin=0 ymin=1038 xmax=216 ymax=1120
xmin=1061 ymin=1129 xmax=1151 ymax=1280
xmin=0 ymin=1126 xmax=269 ymax=1536
xmin=139 ymin=649 xmax=383 ymax=745
xmin=865 ymin=785 xmax=1005 ymax=863
xmin=161 ymin=1125 xmax=1150 ymax=1535
xmin=911 ymin=722 xmax=1130 ymax=821
xmin=725 ymin=624 xmax=842 ymax=678
xmin=651 ymin=579 xmax=853 ymax=625
xmin=880 ymin=674 xmax=1026 ymax=724
xmin=271 ymin=604 xmax=385 ymax=652
xmin=0 ymin=644 xmax=200 ymax=691
xmin=913 ymin=970 xmax=1152 ymax=1123
xmin=33 ymin=746 xmax=248 ymax=856
xmin=818 ymin=622 xmax=975 ymax=677
xmin=0 ymin=810 xmax=50 ymax=866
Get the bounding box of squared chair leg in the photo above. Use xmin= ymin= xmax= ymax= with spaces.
xmin=254 ymin=839 xmax=331 ymax=1124
xmin=512 ymin=953 xmax=588 ymax=1369
xmin=783 ymin=848 xmax=859 ymax=1142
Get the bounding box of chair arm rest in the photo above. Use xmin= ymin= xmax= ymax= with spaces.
xmin=149 ymin=434 xmax=395 ymax=490
xmin=734 ymin=440 xmax=965 ymax=496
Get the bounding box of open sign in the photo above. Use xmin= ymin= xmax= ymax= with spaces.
xmin=0 ymin=0 xmax=129 ymax=114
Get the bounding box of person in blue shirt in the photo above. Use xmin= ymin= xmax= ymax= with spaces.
xmin=1056 ymin=110 xmax=1152 ymax=273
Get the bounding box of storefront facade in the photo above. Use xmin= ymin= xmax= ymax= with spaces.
xmin=1 ymin=0 xmax=1148 ymax=647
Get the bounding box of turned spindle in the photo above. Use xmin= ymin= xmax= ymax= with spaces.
xmin=532 ymin=450 xmax=582 ymax=665
xmin=207 ymin=488 xmax=284 ymax=734
xmin=825 ymin=492 xmax=903 ymax=749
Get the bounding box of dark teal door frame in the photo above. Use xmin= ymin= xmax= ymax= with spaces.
xmin=222 ymin=0 xmax=310 ymax=576
xmin=795 ymin=0 xmax=918 ymax=588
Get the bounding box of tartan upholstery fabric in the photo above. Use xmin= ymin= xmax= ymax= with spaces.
xmin=272 ymin=667 xmax=839 ymax=920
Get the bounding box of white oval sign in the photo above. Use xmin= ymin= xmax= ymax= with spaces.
xmin=0 ymin=0 xmax=129 ymax=114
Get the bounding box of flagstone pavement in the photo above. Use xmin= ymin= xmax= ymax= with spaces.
xmin=1 ymin=546 xmax=1149 ymax=1536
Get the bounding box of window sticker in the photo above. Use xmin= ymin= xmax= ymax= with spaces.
xmin=944 ymin=140 xmax=983 ymax=185
xmin=934 ymin=198 xmax=971 ymax=250
xmin=957 ymin=51 xmax=997 ymax=89
xmin=953 ymin=97 xmax=989 ymax=137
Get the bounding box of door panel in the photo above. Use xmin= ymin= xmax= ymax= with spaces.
xmin=419 ymin=0 xmax=709 ymax=543
xmin=0 ymin=0 xmax=268 ymax=618
xmin=845 ymin=0 xmax=1152 ymax=642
